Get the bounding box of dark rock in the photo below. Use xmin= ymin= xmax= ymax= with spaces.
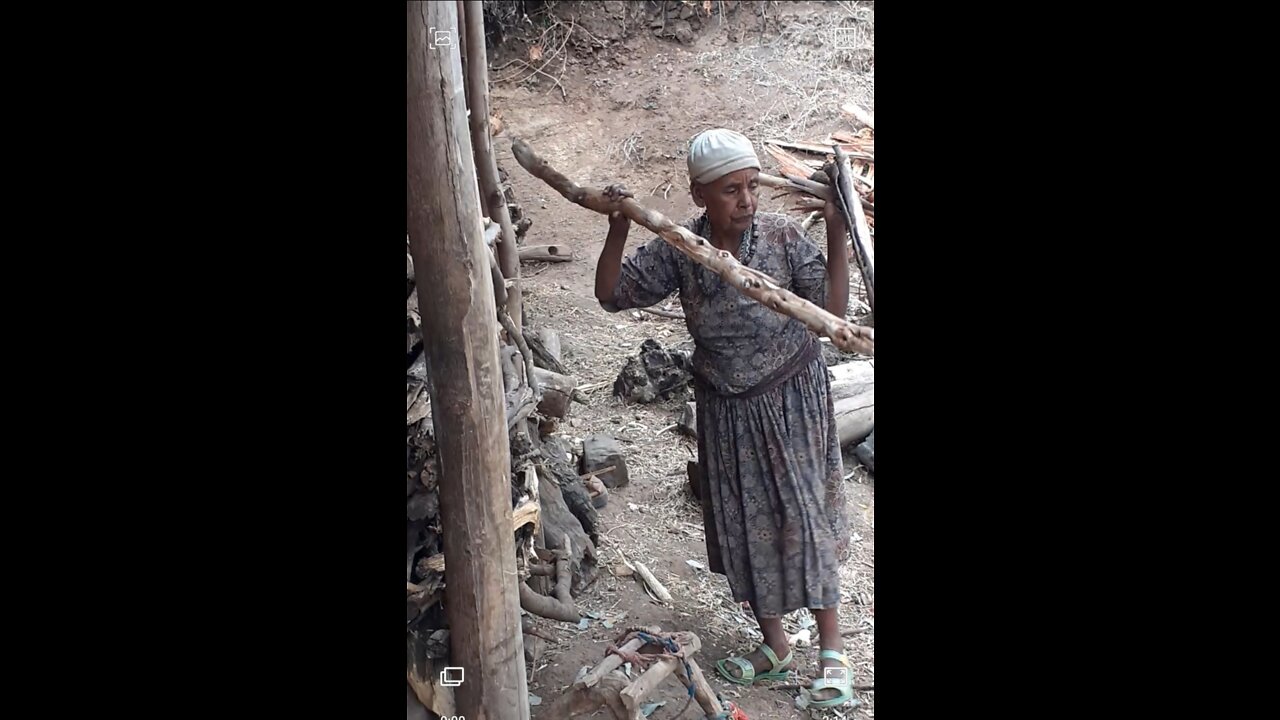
xmin=855 ymin=429 xmax=874 ymax=473
xmin=680 ymin=5 xmax=694 ymax=20
xmin=672 ymin=19 xmax=694 ymax=44
xmin=613 ymin=338 xmax=692 ymax=403
xmin=581 ymin=434 xmax=629 ymax=489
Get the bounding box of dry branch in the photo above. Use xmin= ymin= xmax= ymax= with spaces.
xmin=499 ymin=310 xmax=541 ymax=399
xmin=512 ymin=139 xmax=874 ymax=356
xmin=639 ymin=307 xmax=685 ymax=321
xmin=632 ymin=562 xmax=673 ymax=602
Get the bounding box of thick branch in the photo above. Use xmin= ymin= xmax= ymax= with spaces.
xmin=518 ymin=546 xmax=579 ymax=622
xmin=511 ymin=139 xmax=874 ymax=356
xmin=833 ymin=147 xmax=874 ymax=311
xmin=498 ymin=310 xmax=541 ymax=399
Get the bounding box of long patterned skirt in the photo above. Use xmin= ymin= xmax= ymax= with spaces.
xmin=695 ymin=354 xmax=850 ymax=619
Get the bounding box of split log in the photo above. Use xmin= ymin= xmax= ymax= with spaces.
xmin=407 ymin=6 xmax=528 ymax=717
xmin=463 ymin=0 xmax=523 ymax=331
xmin=519 ymin=244 xmax=574 ymax=263
xmin=531 ymin=366 xmax=579 ymax=419
xmin=828 ymin=360 xmax=874 ymax=401
xmin=835 ymin=391 xmax=875 ymax=447
xmin=537 ymin=327 xmax=561 ymax=362
xmin=524 ymin=326 xmax=568 ymax=374
xmin=511 ymin=138 xmax=873 ymax=356
xmin=632 ymin=562 xmax=673 ymax=602
xmin=767 ymin=138 xmax=874 ymax=159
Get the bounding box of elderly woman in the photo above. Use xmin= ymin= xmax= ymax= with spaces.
xmin=594 ymin=129 xmax=855 ymax=708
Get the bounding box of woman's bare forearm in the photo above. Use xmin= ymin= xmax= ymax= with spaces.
xmin=824 ymin=215 xmax=850 ymax=317
xmin=594 ymin=218 xmax=630 ymax=310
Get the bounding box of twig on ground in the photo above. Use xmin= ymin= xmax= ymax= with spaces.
xmin=639 ymin=307 xmax=685 ymax=321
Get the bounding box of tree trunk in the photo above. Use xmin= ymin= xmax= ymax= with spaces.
xmin=463 ymin=0 xmax=523 ymax=332
xmin=407 ymin=4 xmax=530 ymax=719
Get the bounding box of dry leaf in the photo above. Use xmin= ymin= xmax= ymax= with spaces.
xmin=529 ymin=44 xmax=543 ymax=61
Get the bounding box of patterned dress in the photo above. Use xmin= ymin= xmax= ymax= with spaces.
xmin=611 ymin=211 xmax=850 ymax=618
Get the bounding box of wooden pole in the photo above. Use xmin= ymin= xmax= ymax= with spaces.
xmin=463 ymin=0 xmax=524 ymax=332
xmin=407 ymin=4 xmax=530 ymax=719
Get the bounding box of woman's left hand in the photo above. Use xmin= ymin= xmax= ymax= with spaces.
xmin=792 ymin=194 xmax=845 ymax=229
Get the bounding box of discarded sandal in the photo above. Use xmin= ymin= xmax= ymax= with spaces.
xmin=715 ymin=643 xmax=793 ymax=686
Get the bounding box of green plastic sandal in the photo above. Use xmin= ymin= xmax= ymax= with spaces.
xmin=800 ymin=649 xmax=855 ymax=709
xmin=715 ymin=643 xmax=794 ymax=686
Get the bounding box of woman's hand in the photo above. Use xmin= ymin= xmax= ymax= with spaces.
xmin=604 ymin=184 xmax=633 ymax=228
xmin=793 ymin=194 xmax=845 ymax=230
xmin=596 ymin=184 xmax=633 ymax=310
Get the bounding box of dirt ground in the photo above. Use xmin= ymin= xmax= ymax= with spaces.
xmin=487 ymin=2 xmax=874 ymax=717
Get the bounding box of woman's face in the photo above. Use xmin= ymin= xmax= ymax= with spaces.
xmin=692 ymin=168 xmax=760 ymax=237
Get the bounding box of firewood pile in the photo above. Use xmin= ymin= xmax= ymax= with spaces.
xmin=407 ymin=170 xmax=603 ymax=716
xmin=762 ymin=101 xmax=875 ymax=313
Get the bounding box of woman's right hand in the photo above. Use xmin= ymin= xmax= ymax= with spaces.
xmin=604 ymin=184 xmax=633 ymax=228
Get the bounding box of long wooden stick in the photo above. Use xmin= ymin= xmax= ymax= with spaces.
xmin=464 ymin=1 xmax=523 ymax=332
xmin=833 ymin=146 xmax=874 ymax=311
xmin=511 ymin=139 xmax=874 ymax=356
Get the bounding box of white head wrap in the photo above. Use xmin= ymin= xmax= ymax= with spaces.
xmin=686 ymin=128 xmax=760 ymax=185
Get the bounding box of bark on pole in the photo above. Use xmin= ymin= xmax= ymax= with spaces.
xmin=407 ymin=4 xmax=530 ymax=719
xmin=464 ymin=0 xmax=524 ymax=332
